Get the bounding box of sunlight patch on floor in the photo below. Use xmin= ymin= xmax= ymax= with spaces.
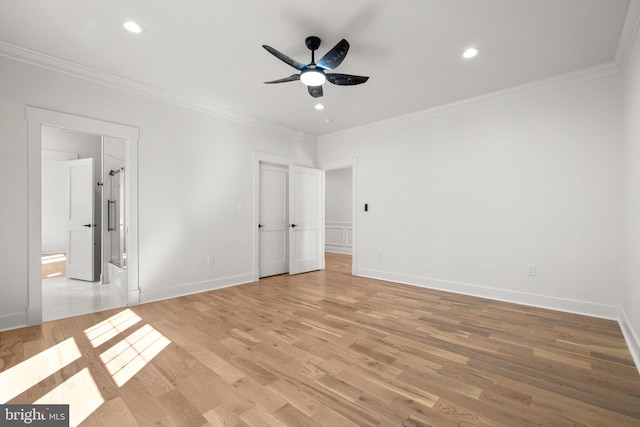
xmin=34 ymin=367 xmax=104 ymax=427
xmin=0 ymin=337 xmax=81 ymax=403
xmin=41 ymin=254 xmax=66 ymax=264
xmin=84 ymin=308 xmax=142 ymax=348
xmin=99 ymin=323 xmax=171 ymax=387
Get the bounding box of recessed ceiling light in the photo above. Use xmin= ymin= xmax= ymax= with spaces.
xmin=123 ymin=21 xmax=143 ymax=34
xmin=463 ymin=47 xmax=478 ymax=59
xmin=314 ymin=103 xmax=325 ymax=110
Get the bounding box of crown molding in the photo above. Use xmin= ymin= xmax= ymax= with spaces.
xmin=319 ymin=61 xmax=621 ymax=142
xmin=615 ymin=0 xmax=640 ymax=69
xmin=0 ymin=40 xmax=312 ymax=140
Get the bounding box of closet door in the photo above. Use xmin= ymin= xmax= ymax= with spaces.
xmin=258 ymin=164 xmax=289 ymax=277
xmin=288 ymin=165 xmax=325 ymax=275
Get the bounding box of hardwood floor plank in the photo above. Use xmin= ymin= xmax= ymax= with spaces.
xmin=314 ymin=373 xmax=363 ymax=403
xmin=334 ymin=367 xmax=398 ymax=404
xmin=135 ymin=362 xmax=176 ymax=397
xmin=391 ymin=398 xmax=459 ymax=427
xmin=266 ymin=378 xmax=322 ymax=417
xmin=310 ymin=405 xmax=361 ymax=427
xmin=239 ymin=404 xmax=287 ymax=427
xmin=96 ymin=396 xmax=139 ymax=427
xmin=203 ymin=404 xmax=247 ymax=427
xmin=156 ymin=389 xmax=209 ymax=427
xmin=272 ymin=403 xmax=321 ymax=427
xmin=232 ymin=376 xmax=287 ymax=413
xmin=432 ymin=398 xmax=505 ymax=427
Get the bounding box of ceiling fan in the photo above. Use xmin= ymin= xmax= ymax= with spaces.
xmin=262 ymin=36 xmax=369 ymax=98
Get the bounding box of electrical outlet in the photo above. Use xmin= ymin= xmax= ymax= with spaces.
xmin=377 ymin=249 xmax=383 ymax=259
xmin=527 ymin=265 xmax=536 ymax=276
xmin=207 ymin=255 xmax=214 ymax=266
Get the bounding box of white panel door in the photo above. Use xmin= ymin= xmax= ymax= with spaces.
xmin=66 ymin=158 xmax=95 ymax=281
xmin=258 ymin=164 xmax=289 ymax=277
xmin=289 ymin=165 xmax=324 ymax=275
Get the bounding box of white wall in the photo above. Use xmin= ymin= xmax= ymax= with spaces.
xmin=325 ymin=168 xmax=353 ymax=254
xmin=0 ymin=54 xmax=315 ymax=330
xmin=41 ymin=159 xmax=68 ymax=253
xmin=318 ymin=72 xmax=625 ymax=319
xmin=325 ymin=168 xmax=352 ymax=222
xmin=622 ymin=26 xmax=640 ymax=363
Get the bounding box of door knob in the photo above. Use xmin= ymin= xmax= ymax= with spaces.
xmin=258 ymin=224 xmax=264 ymax=228
xmin=83 ymin=224 xmax=96 ymax=228
xmin=290 ymin=224 xmax=298 ymax=228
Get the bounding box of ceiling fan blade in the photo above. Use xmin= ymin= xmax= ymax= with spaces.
xmin=317 ymin=39 xmax=350 ymax=70
xmin=264 ymin=74 xmax=301 ymax=84
xmin=308 ymin=85 xmax=323 ymax=98
xmin=325 ymin=73 xmax=369 ymax=85
xmin=262 ymin=45 xmax=306 ymax=70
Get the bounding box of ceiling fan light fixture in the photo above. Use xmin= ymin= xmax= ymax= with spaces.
xmin=300 ymin=69 xmax=326 ymax=86
xmin=263 ymin=37 xmax=367 ymax=98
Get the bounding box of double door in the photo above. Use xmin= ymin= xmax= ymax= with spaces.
xmin=258 ymin=164 xmax=324 ymax=277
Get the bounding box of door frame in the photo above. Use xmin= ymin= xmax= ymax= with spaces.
xmin=319 ymin=158 xmax=358 ymax=276
xmin=252 ymin=151 xmax=297 ymax=281
xmin=26 ymin=107 xmax=140 ymax=325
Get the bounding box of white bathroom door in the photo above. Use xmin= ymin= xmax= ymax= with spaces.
xmin=66 ymin=158 xmax=95 ymax=281
xmin=288 ymin=165 xmax=325 ymax=275
xmin=258 ymin=164 xmax=289 ymax=277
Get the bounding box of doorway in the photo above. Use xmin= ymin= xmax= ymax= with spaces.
xmin=325 ymin=167 xmax=353 ymax=255
xmin=319 ymin=158 xmax=358 ymax=276
xmin=40 ymin=127 xmax=131 ymax=321
xmin=26 ymin=107 xmax=140 ymax=326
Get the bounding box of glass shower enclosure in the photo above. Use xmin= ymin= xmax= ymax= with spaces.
xmin=107 ymin=167 xmax=126 ymax=268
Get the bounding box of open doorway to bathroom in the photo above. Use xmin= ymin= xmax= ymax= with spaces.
xmin=41 ymin=126 xmax=127 ymax=321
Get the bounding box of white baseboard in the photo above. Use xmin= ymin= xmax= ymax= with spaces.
xmin=27 ymin=305 xmax=42 ymax=326
xmin=0 ymin=311 xmax=28 ymax=332
xmin=357 ymin=267 xmax=620 ymax=320
xmin=139 ymin=273 xmax=255 ymax=305
xmin=128 ymin=289 xmax=140 ymax=306
xmin=620 ymin=308 xmax=640 ymax=375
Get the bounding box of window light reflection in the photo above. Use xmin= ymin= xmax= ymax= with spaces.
xmin=84 ymin=309 xmax=142 ymax=348
xmin=41 ymin=254 xmax=66 ymax=265
xmin=0 ymin=337 xmax=81 ymax=403
xmin=100 ymin=324 xmax=171 ymax=386
xmin=35 ymin=367 xmax=104 ymax=427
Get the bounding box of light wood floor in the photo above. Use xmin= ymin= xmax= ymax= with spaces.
xmin=2 ymin=253 xmax=639 ymax=426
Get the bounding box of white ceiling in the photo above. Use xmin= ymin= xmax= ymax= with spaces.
xmin=0 ymin=0 xmax=632 ymax=136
